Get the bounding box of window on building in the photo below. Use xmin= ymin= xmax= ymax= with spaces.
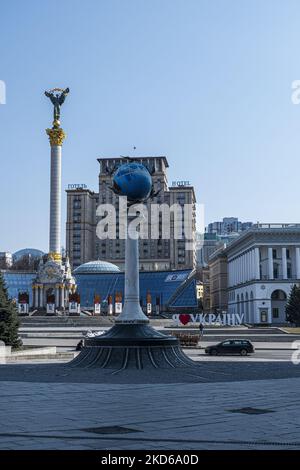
xmin=287 ymin=249 xmax=291 ymax=259
xmin=260 ymin=311 xmax=268 ymax=322
xmin=272 ymin=249 xmax=277 ymax=259
xmin=273 ymin=263 xmax=279 ymax=279
xmin=272 ymin=308 xmax=279 ymax=319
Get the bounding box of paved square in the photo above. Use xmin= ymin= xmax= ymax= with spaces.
xmin=0 ymin=374 xmax=300 ymax=449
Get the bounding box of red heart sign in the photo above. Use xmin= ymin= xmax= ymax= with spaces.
xmin=179 ymin=314 xmax=190 ymax=325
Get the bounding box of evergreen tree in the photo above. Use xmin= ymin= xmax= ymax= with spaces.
xmin=286 ymin=284 xmax=300 ymax=326
xmin=0 ymin=272 xmax=22 ymax=348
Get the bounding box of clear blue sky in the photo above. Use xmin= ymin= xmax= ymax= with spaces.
xmin=1 ymin=0 xmax=300 ymax=253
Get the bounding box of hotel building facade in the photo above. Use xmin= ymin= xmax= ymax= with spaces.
xmin=66 ymin=156 xmax=197 ymax=271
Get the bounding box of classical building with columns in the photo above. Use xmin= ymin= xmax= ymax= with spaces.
xmin=225 ymin=224 xmax=300 ymax=324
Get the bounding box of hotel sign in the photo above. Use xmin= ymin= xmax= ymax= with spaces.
xmin=172 ymin=181 xmax=191 ymax=187
xmin=68 ymin=184 xmax=87 ymax=190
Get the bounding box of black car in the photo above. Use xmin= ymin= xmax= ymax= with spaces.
xmin=205 ymin=339 xmax=254 ymax=356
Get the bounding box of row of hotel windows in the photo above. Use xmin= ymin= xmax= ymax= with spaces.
xmin=99 ymin=159 xmax=164 ymax=174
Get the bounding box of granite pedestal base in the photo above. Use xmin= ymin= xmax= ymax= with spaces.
xmin=69 ymin=324 xmax=197 ymax=370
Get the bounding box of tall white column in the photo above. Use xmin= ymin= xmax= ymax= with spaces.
xmin=46 ymin=126 xmax=65 ymax=261
xmin=254 ymin=247 xmax=260 ymax=280
xmin=234 ymin=259 xmax=237 ymax=285
xmin=241 ymin=255 xmax=244 ymax=284
xmin=65 ymin=289 xmax=69 ymax=307
xmin=282 ymin=247 xmax=287 ymax=279
xmin=296 ymin=247 xmax=300 ymax=279
xmin=251 ymin=250 xmax=255 ymax=280
xmin=49 ymin=145 xmax=61 ymax=255
xmin=242 ymin=255 xmax=244 ymax=282
xmin=39 ymin=286 xmax=44 ymax=308
xmin=248 ymin=251 xmax=251 ymax=281
xmin=233 ymin=259 xmax=235 ymax=285
xmin=268 ymin=247 xmax=273 ymax=280
xmin=34 ymin=287 xmax=38 ymax=308
xmin=61 ymin=287 xmax=65 ymax=309
xmin=55 ymin=286 xmax=60 ymax=308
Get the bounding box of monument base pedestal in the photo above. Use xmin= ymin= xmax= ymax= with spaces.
xmin=69 ymin=324 xmax=196 ymax=370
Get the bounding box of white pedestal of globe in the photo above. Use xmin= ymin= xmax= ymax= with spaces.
xmin=115 ymin=231 xmax=148 ymax=324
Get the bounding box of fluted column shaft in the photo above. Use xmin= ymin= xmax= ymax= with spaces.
xmin=49 ymin=145 xmax=62 ymax=255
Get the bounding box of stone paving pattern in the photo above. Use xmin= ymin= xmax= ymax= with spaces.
xmin=0 ymin=377 xmax=300 ymax=450
xmin=0 ymin=361 xmax=300 ymax=450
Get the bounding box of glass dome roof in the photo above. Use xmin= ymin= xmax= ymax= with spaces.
xmin=73 ymin=260 xmax=121 ymax=274
xmin=13 ymin=248 xmax=45 ymax=261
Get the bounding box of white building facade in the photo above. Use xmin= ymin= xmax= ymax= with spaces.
xmin=225 ymin=224 xmax=300 ymax=325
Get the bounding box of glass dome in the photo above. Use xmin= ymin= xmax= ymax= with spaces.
xmin=73 ymin=260 xmax=121 ymax=274
xmin=13 ymin=248 xmax=45 ymax=261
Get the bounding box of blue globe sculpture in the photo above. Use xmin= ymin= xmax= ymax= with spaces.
xmin=112 ymin=162 xmax=152 ymax=202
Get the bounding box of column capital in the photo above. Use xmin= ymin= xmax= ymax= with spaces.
xmin=46 ymin=127 xmax=66 ymax=146
xmin=48 ymin=252 xmax=62 ymax=263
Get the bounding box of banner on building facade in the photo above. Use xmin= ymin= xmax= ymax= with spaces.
xmin=46 ymin=303 xmax=55 ymax=314
xmin=114 ymin=292 xmax=122 ymax=314
xmin=18 ymin=303 xmax=29 ymax=314
xmin=69 ymin=301 xmax=80 ymax=314
xmin=115 ymin=303 xmax=122 ymax=314
xmin=146 ymin=291 xmax=152 ymax=316
xmin=18 ymin=292 xmax=29 ymax=314
xmin=94 ymin=303 xmax=101 ymax=315
xmin=94 ymin=294 xmax=101 ymax=315
xmin=69 ymin=292 xmax=81 ymax=315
